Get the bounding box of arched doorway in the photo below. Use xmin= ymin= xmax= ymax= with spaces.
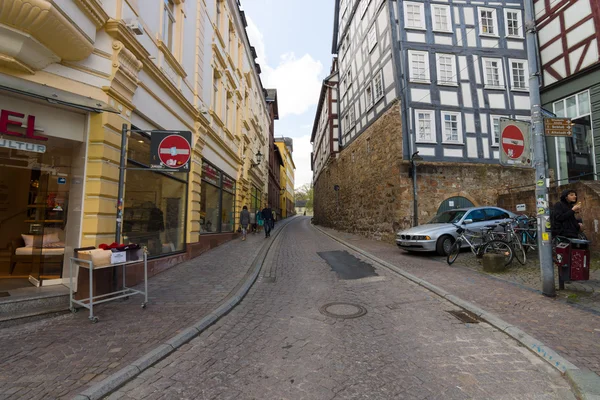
xmin=437 ymin=196 xmax=475 ymax=214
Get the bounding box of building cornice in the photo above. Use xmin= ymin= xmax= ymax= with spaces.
xmin=0 ymin=0 xmax=94 ymax=61
xmin=75 ymin=0 xmax=109 ymax=28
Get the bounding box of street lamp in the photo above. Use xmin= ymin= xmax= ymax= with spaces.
xmin=409 ymin=151 xmax=424 ymax=226
xmin=250 ymin=150 xmax=263 ymax=168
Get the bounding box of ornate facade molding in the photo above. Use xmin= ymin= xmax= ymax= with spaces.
xmin=0 ymin=0 xmax=93 ymax=61
xmin=75 ymin=0 xmax=109 ymax=29
xmin=107 ymin=40 xmax=143 ymax=103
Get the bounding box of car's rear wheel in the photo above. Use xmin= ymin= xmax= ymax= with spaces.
xmin=436 ymin=235 xmax=455 ymax=256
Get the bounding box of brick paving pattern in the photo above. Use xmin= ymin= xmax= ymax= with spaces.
xmin=112 ymin=217 xmax=574 ymax=400
xmin=0 ymin=230 xmax=269 ymax=399
xmin=318 ymin=224 xmax=600 ymax=376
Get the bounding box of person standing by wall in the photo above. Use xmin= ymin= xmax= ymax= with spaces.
xmin=271 ymin=209 xmax=276 ymax=229
xmin=249 ymin=209 xmax=256 ymax=234
xmin=239 ymin=205 xmax=250 ymax=241
xmin=256 ymin=209 xmax=264 ymax=234
xmin=262 ymin=205 xmax=273 ymax=238
xmin=552 ymin=189 xmax=583 ymax=238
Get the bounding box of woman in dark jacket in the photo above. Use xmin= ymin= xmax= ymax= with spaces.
xmin=552 ymin=189 xmax=583 ymax=238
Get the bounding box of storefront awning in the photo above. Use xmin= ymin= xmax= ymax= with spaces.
xmin=0 ymin=74 xmax=119 ymax=114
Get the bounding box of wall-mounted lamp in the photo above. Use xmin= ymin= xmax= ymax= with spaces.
xmin=250 ymin=150 xmax=263 ymax=168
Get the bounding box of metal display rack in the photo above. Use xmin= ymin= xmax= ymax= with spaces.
xmin=69 ymin=251 xmax=148 ymax=323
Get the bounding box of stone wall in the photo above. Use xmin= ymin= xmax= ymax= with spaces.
xmin=314 ymin=102 xmax=535 ymax=243
xmin=498 ymin=181 xmax=600 ymax=250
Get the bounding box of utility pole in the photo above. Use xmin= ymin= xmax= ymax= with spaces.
xmin=524 ymin=0 xmax=555 ymax=296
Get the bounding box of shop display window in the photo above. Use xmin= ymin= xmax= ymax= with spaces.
xmin=200 ymin=160 xmax=237 ymax=234
xmin=123 ymin=132 xmax=188 ymax=257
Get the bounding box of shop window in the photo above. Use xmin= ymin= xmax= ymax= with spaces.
xmin=200 ymin=160 xmax=237 ymax=234
xmin=123 ymin=131 xmax=188 ymax=257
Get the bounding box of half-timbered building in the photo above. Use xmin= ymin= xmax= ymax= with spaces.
xmin=311 ymin=59 xmax=340 ymax=183
xmin=535 ymin=0 xmax=600 ymax=181
xmin=313 ymin=0 xmax=535 ymax=242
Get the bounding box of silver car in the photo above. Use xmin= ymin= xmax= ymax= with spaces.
xmin=396 ymin=206 xmax=516 ymax=255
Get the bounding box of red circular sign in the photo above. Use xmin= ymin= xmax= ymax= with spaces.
xmin=501 ymin=124 xmax=525 ymax=159
xmin=158 ymin=135 xmax=191 ymax=168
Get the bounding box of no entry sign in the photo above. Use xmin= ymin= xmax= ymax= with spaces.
xmin=499 ymin=118 xmax=531 ymax=167
xmin=501 ymin=124 xmax=524 ymax=159
xmin=150 ymin=131 xmax=192 ymax=172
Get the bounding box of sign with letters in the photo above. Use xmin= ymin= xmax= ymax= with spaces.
xmin=0 ymin=109 xmax=47 ymax=141
xmin=0 ymin=138 xmax=46 ymax=153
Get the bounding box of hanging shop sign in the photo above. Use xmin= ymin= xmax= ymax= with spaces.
xmin=0 ymin=138 xmax=46 ymax=153
xmin=150 ymin=131 xmax=192 ymax=172
xmin=0 ymin=109 xmax=47 ymax=141
xmin=499 ymin=118 xmax=532 ymax=167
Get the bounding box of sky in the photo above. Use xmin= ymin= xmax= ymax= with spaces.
xmin=240 ymin=0 xmax=336 ymax=190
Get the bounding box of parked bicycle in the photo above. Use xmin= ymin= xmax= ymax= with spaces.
xmin=485 ymin=219 xmax=527 ymax=266
xmin=514 ymin=214 xmax=538 ymax=253
xmin=447 ymin=224 xmax=513 ymax=266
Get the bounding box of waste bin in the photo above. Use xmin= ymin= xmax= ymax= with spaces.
xmin=554 ymin=238 xmax=590 ymax=289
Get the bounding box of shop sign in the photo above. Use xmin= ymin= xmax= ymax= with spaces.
xmin=0 ymin=138 xmax=46 ymax=153
xmin=150 ymin=131 xmax=192 ymax=172
xmin=222 ymin=174 xmax=236 ymax=193
xmin=201 ymin=162 xmax=220 ymax=186
xmin=0 ymin=109 xmax=47 ymax=141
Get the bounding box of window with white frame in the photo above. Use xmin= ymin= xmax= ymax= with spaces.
xmin=436 ymin=54 xmax=456 ymax=85
xmin=368 ymin=25 xmax=377 ymax=52
xmin=365 ymin=84 xmax=374 ymax=108
xmin=509 ymin=60 xmax=528 ymax=89
xmin=490 ymin=115 xmax=507 ymax=146
xmin=163 ymin=0 xmax=176 ymax=51
xmin=404 ymin=2 xmax=425 ymax=29
xmin=374 ymin=71 xmax=384 ymax=101
xmin=553 ymin=90 xmax=591 ymax=119
xmin=442 ymin=112 xmax=462 ymax=143
xmin=416 ymin=110 xmax=435 ymax=142
xmin=432 ymin=5 xmax=451 ymax=32
xmin=482 ymin=58 xmax=504 ymax=88
xmin=409 ymin=51 xmax=430 ymax=82
xmin=505 ymin=10 xmax=522 ymax=38
xmin=347 ymin=67 xmax=353 ymax=88
xmin=349 ymin=105 xmax=356 ymax=127
xmin=479 ymin=8 xmax=497 ymax=35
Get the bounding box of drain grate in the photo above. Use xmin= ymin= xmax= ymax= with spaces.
xmin=447 ymin=310 xmax=480 ymax=324
xmin=0 ymin=292 xmax=9 ymax=297
xmin=319 ymin=302 xmax=367 ymax=319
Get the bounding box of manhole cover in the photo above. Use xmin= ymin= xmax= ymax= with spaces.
xmin=319 ymin=302 xmax=367 ymax=319
xmin=447 ymin=310 xmax=480 ymax=324
xmin=0 ymin=292 xmax=9 ymax=297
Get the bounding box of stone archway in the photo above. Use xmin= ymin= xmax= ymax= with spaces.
xmin=437 ymin=194 xmax=477 ymax=214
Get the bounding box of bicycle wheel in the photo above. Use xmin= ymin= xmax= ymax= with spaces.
xmin=512 ymin=241 xmax=527 ymax=265
xmin=447 ymin=241 xmax=461 ymax=265
xmin=482 ymin=240 xmax=514 ymax=266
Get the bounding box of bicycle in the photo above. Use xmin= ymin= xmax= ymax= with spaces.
xmin=447 ymin=225 xmax=513 ymax=266
xmin=514 ymin=215 xmax=538 ymax=253
xmin=486 ymin=220 xmax=527 ymax=266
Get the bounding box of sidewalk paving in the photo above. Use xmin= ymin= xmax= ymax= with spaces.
xmin=317 ymin=225 xmax=600 ymax=376
xmin=0 ymin=228 xmax=273 ymax=400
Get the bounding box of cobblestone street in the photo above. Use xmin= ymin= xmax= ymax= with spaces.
xmin=111 ymin=217 xmax=573 ymax=400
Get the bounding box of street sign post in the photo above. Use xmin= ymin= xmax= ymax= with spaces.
xmin=544 ymin=118 xmax=572 ymax=137
xmin=499 ymin=118 xmax=532 ymax=167
xmin=150 ymin=131 xmax=192 ymax=172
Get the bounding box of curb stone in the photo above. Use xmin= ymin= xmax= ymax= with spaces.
xmin=73 ymin=217 xmax=298 ymax=400
xmin=312 ymin=223 xmax=600 ymax=399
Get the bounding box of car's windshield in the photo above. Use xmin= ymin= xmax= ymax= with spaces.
xmin=428 ymin=210 xmax=467 ymax=224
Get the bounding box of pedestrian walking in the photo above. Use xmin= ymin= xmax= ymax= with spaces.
xmin=257 ymin=209 xmax=264 ymax=234
xmin=271 ymin=209 xmax=276 ymax=229
xmin=249 ymin=210 xmax=256 ymax=233
xmin=262 ymin=206 xmax=273 ymax=238
xmin=552 ymin=189 xmax=584 ymax=239
xmin=239 ymin=205 xmax=250 ymax=241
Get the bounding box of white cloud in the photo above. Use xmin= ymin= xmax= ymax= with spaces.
xmin=291 ymin=134 xmax=314 ymax=189
xmin=246 ymin=17 xmax=323 ymax=118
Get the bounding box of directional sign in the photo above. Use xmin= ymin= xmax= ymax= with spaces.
xmin=499 ymin=118 xmax=532 ymax=167
xmin=544 ymin=118 xmax=572 ymax=137
xmin=150 ymin=131 xmax=192 ymax=172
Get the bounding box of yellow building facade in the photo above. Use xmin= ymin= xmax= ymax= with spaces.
xmin=0 ymin=0 xmax=271 ymax=289
xmin=275 ymin=138 xmax=296 ymax=218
